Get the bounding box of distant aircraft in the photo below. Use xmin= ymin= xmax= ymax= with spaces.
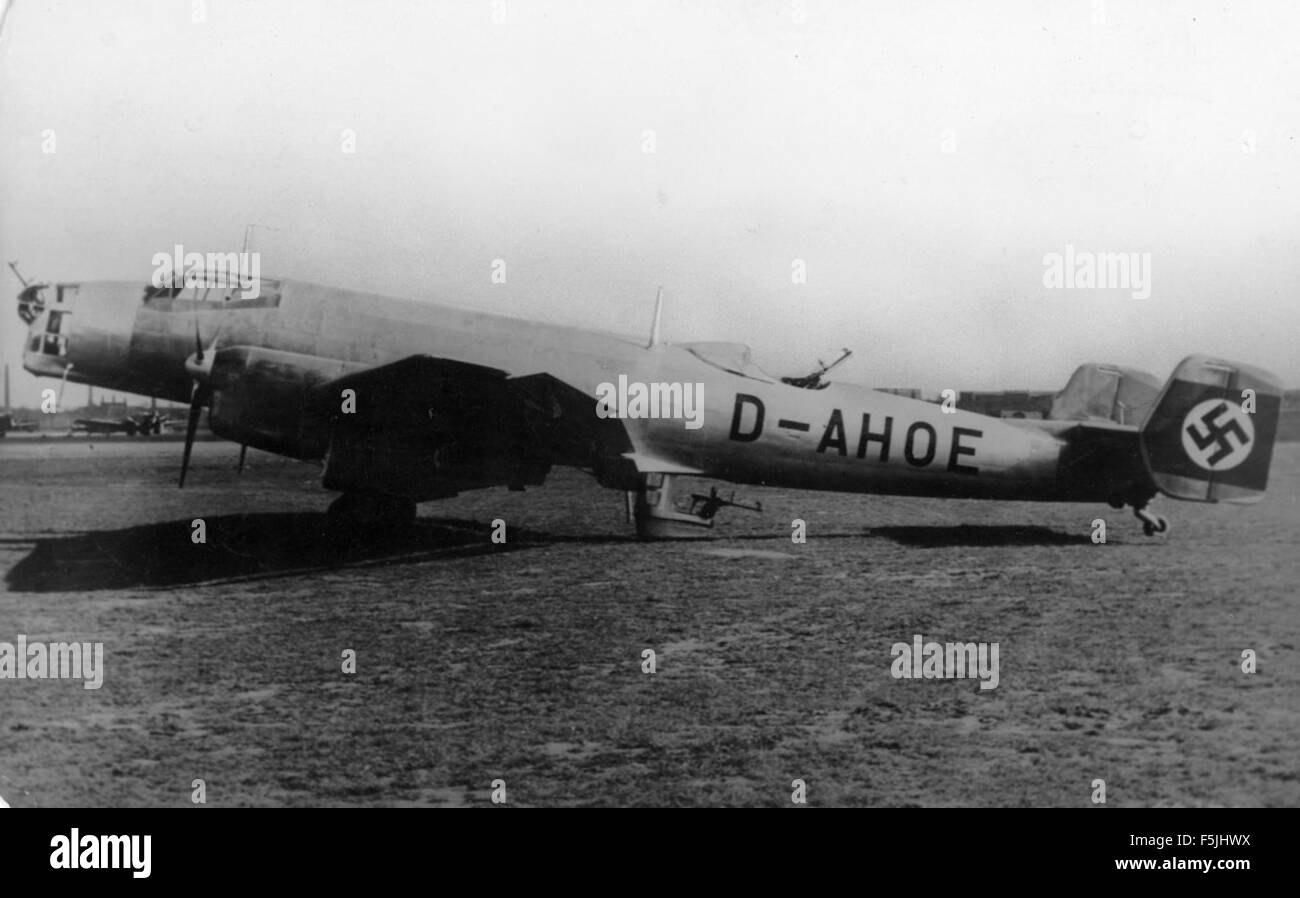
xmin=12 ymin=270 xmax=1282 ymax=539
xmin=0 ymin=413 xmax=38 ymax=437
xmin=70 ymin=412 xmax=169 ymax=436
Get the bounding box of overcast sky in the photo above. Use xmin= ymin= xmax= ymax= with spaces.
xmin=1 ymin=0 xmax=1297 ymax=406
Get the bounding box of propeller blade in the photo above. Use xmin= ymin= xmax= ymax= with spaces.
xmin=193 ymin=319 xmax=204 ymax=365
xmin=178 ymin=383 xmax=209 ymax=488
xmin=237 ymin=443 xmax=247 ymax=474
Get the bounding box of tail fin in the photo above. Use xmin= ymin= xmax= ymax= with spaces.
xmin=1139 ymin=355 xmax=1282 ymax=503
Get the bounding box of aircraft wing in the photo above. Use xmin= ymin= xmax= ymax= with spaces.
xmin=183 ymin=343 xmax=633 ymax=498
xmin=305 ymin=354 xmax=511 ymax=430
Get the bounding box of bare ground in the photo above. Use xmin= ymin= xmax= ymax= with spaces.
xmin=1 ymin=437 xmax=1297 ymax=807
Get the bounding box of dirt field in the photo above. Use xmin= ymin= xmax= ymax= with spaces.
xmin=1 ymin=436 xmax=1297 ymax=807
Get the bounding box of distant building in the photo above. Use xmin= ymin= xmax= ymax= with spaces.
xmin=955 ymin=390 xmax=1055 ymax=419
xmin=1280 ymin=390 xmax=1300 ymax=442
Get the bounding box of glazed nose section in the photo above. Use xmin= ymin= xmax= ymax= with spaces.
xmin=21 ymin=282 xmax=140 ymax=383
xmin=20 ymin=283 xmax=68 ymax=378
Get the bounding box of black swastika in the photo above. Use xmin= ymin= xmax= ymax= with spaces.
xmin=1185 ymin=402 xmax=1250 ymax=466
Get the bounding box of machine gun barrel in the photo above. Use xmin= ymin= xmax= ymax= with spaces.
xmin=689 ymin=487 xmax=763 ymax=519
xmin=780 ymin=347 xmax=853 ymax=390
xmin=8 ymin=261 xmax=29 ymax=288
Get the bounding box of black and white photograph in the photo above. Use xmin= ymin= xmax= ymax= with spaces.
xmin=0 ymin=0 xmax=1296 ymax=831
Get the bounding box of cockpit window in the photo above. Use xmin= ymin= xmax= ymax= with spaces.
xmin=41 ymin=310 xmax=68 ymax=356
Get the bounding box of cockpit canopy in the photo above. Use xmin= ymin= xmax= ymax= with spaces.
xmin=142 ymin=271 xmax=282 ymax=309
xmin=19 ymin=284 xmax=78 ymax=359
xmin=680 ymin=341 xmax=776 ymax=382
xmin=680 ymin=341 xmax=849 ymax=389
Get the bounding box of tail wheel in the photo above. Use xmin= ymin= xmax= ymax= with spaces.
xmin=1142 ymin=515 xmax=1170 ymax=537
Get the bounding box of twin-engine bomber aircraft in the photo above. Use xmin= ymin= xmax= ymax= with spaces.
xmin=15 ymin=272 xmax=1281 ymax=539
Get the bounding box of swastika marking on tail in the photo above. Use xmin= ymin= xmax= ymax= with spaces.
xmin=1181 ymin=399 xmax=1254 ymax=471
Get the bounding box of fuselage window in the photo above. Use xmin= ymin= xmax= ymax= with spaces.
xmin=42 ymin=311 xmax=68 ymax=356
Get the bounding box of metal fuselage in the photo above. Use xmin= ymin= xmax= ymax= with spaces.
xmin=21 ymin=278 xmax=1141 ymax=504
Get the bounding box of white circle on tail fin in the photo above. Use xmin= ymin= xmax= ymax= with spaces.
xmin=1181 ymin=399 xmax=1255 ymax=471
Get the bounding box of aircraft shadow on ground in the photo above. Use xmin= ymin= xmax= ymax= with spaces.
xmin=5 ymin=518 xmax=1091 ymax=591
xmin=866 ymin=525 xmax=1094 ymax=547
xmin=4 ymin=513 xmax=630 ymax=592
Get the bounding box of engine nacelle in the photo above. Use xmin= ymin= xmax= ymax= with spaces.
xmin=206 ymin=346 xmax=356 ymax=459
